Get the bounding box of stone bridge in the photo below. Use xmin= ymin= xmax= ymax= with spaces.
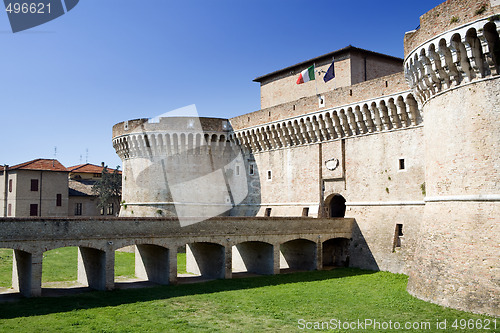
xmin=0 ymin=217 xmax=354 ymax=297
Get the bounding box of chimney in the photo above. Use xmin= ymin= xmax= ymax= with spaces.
xmin=101 ymin=162 xmax=105 ymax=167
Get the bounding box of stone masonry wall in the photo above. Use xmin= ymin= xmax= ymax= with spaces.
xmin=404 ymin=0 xmax=500 ymax=57
xmin=407 ymin=77 xmax=500 ymax=316
xmin=230 ymin=72 xmax=407 ymax=130
xmin=259 ymin=58 xmax=352 ymax=109
xmin=245 ymin=126 xmax=425 ymax=274
xmin=350 ymin=52 xmax=404 ymax=84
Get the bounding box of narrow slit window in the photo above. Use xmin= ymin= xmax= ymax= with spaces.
xmin=249 ymin=164 xmax=254 ymax=175
xmin=265 ymin=208 xmax=272 ymax=217
xmin=56 ymin=194 xmax=62 ymax=207
xmin=318 ymin=95 xmax=325 ymax=107
xmin=8 ymin=179 xmax=12 ymax=192
xmin=267 ymin=170 xmax=272 ymax=180
xmin=399 ymin=159 xmax=405 ymax=170
xmin=393 ymin=224 xmax=404 ymax=250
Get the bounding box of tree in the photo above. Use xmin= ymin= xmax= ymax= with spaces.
xmin=92 ymin=166 xmax=122 ymax=215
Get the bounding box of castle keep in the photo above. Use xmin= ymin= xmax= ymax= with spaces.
xmin=113 ymin=0 xmax=499 ymax=316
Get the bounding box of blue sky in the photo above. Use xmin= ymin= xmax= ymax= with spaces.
xmin=0 ymin=0 xmax=442 ymax=169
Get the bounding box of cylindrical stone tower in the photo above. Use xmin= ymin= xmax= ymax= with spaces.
xmin=112 ymin=117 xmax=248 ymax=225
xmin=404 ymin=0 xmax=500 ymax=316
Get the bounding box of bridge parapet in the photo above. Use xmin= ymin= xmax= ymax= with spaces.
xmin=0 ymin=217 xmax=352 ymax=246
xmin=0 ymin=217 xmax=354 ymax=298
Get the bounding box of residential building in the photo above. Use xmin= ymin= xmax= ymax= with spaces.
xmin=0 ymin=159 xmax=69 ymax=217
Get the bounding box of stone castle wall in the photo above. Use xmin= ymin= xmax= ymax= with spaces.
xmin=258 ymin=57 xmax=352 ymax=109
xmin=403 ymin=1 xmax=500 ymax=316
xmin=404 ymin=0 xmax=500 ymax=56
xmin=407 ymin=77 xmax=500 ymax=316
xmin=231 ymin=72 xmax=408 ymax=130
xmin=239 ymin=126 xmax=426 ymax=274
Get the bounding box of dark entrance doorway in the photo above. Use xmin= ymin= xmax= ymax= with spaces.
xmin=327 ymin=194 xmax=346 ymax=218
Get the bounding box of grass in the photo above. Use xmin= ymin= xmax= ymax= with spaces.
xmin=0 ymin=249 xmax=496 ymax=332
xmin=0 ymin=249 xmax=13 ymax=288
xmin=0 ymin=248 xmax=188 ymax=287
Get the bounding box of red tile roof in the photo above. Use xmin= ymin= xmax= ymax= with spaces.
xmin=8 ymin=159 xmax=68 ymax=172
xmin=68 ymin=163 xmax=121 ymax=174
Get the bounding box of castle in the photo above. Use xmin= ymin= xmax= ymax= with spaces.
xmin=113 ymin=0 xmax=499 ymax=316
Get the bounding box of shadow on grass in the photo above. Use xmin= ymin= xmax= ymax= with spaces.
xmin=0 ymin=268 xmax=376 ymax=319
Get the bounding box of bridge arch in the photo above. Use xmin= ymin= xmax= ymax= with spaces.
xmin=280 ymin=238 xmax=317 ymax=271
xmin=232 ymin=241 xmax=273 ymax=275
xmin=322 ymin=238 xmax=350 ymax=268
xmin=134 ymin=244 xmax=170 ymax=285
xmin=186 ymin=242 xmax=225 ymax=279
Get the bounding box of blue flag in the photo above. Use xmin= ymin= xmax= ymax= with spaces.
xmin=323 ymin=59 xmax=335 ymax=83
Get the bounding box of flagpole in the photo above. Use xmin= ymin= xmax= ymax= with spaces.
xmin=314 ymin=62 xmax=318 ymax=96
xmin=333 ymin=56 xmax=336 ymax=90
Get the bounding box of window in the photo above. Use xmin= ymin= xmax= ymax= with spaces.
xmin=7 ymin=204 xmax=11 ymax=216
xmin=236 ymin=165 xmax=240 ymax=176
xmin=30 ymin=204 xmax=38 ymax=217
xmin=107 ymin=203 xmax=114 ymax=215
xmin=399 ymin=159 xmax=405 ymax=170
xmin=265 ymin=208 xmax=272 ymax=217
xmin=267 ymin=170 xmax=272 ymax=180
xmin=8 ymin=179 xmax=12 ymax=192
xmin=249 ymin=164 xmax=254 ymax=175
xmin=302 ymin=207 xmax=309 ymax=217
xmin=318 ymin=95 xmax=325 ymax=107
xmin=393 ymin=224 xmax=404 ymax=250
xmin=56 ymin=194 xmax=62 ymax=207
xmin=30 ymin=179 xmax=39 ymax=191
xmin=75 ymin=203 xmax=82 ymax=216
xmin=94 ymin=173 xmax=102 ymax=178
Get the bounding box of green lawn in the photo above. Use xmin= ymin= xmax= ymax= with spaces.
xmin=0 ymin=249 xmax=496 ymax=332
xmin=0 ymin=248 xmax=188 ymax=287
xmin=0 ymin=249 xmax=12 ymax=288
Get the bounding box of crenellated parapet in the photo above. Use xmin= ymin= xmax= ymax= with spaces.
xmin=112 ymin=117 xmax=238 ymax=161
xmin=405 ymin=15 xmax=500 ymax=104
xmin=233 ymin=91 xmax=420 ymax=154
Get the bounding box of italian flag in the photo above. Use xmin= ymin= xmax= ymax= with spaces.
xmin=296 ymin=65 xmax=315 ymax=84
